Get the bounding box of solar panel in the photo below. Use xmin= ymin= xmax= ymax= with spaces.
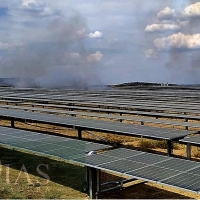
xmin=98 ymin=159 xmax=147 ymax=173
xmin=39 ymin=136 xmax=72 ymax=142
xmin=187 ymin=166 xmax=200 ymax=175
xmin=128 ymin=152 xmax=171 ymax=165
xmin=156 ymin=158 xmax=200 ymax=172
xmin=72 ymin=154 xmax=117 ymax=166
xmin=0 ymin=127 xmax=111 ymax=157
xmin=82 ymin=142 xmax=113 ymax=152
xmin=13 ymin=140 xmax=45 ymax=147
xmin=180 ymin=135 xmax=200 ymax=145
xmin=100 ymin=148 xmax=144 ymax=158
xmin=161 ymin=173 xmax=200 ymax=192
xmin=126 ymin=165 xmax=180 ymax=182
xmin=45 ymin=147 xmax=85 ymax=159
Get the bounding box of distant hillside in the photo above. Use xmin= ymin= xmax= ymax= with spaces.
xmin=110 ymin=82 xmax=177 ymax=88
xmin=109 ymin=82 xmax=200 ymax=90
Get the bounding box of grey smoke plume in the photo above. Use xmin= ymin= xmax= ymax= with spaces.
xmin=0 ymin=14 xmax=102 ymax=88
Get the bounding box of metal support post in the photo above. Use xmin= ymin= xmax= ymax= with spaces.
xmin=11 ymin=118 xmax=15 ymax=128
xmin=120 ymin=113 xmax=123 ymax=122
xmin=78 ymin=128 xmax=82 ymax=140
xmin=85 ymin=166 xmax=89 ymax=191
xmin=167 ymin=140 xmax=173 ymax=156
xmin=186 ymin=143 xmax=191 ymax=160
xmin=89 ymin=167 xmax=100 ymax=199
xmin=96 ymin=169 xmax=101 ymax=193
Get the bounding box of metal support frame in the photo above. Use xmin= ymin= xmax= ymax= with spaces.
xmin=186 ymin=143 xmax=191 ymax=160
xmin=85 ymin=166 xmax=89 ymax=191
xmin=167 ymin=140 xmax=173 ymax=156
xmin=78 ymin=128 xmax=82 ymax=140
xmin=11 ymin=118 xmax=15 ymax=128
xmin=89 ymin=167 xmax=100 ymax=199
xmin=120 ymin=113 xmax=123 ymax=122
xmin=100 ymin=178 xmax=137 ymax=193
xmin=31 ymin=105 xmax=34 ymax=112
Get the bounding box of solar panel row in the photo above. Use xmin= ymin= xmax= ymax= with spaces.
xmin=73 ymin=148 xmax=200 ymax=193
xmin=1 ymin=104 xmax=200 ymax=130
xmin=0 ymin=126 xmax=111 ymax=159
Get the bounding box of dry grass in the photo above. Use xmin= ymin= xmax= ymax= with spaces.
xmin=138 ymin=139 xmax=180 ymax=150
xmin=192 ymin=146 xmax=200 ymax=158
xmin=0 ymin=147 xmax=87 ymax=199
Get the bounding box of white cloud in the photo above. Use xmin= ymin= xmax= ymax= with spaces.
xmin=20 ymin=0 xmax=60 ymax=17
xmin=88 ymin=31 xmax=103 ymax=38
xmin=145 ymin=24 xmax=180 ymax=32
xmin=87 ymin=51 xmax=103 ymax=63
xmin=154 ymin=32 xmax=200 ymax=50
xmin=157 ymin=7 xmax=176 ymax=20
xmin=183 ymin=2 xmax=200 ymax=18
xmin=145 ymin=49 xmax=157 ymax=59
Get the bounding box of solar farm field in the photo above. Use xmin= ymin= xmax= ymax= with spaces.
xmin=1 ymin=86 xmax=200 ymax=199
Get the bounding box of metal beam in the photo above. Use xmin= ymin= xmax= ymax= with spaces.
xmin=11 ymin=118 xmax=15 ymax=128
xmin=78 ymin=128 xmax=82 ymax=140
xmin=167 ymin=140 xmax=173 ymax=156
xmin=89 ymin=167 xmax=100 ymax=199
xmin=186 ymin=143 xmax=191 ymax=160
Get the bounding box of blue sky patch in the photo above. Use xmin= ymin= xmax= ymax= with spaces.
xmin=0 ymin=7 xmax=8 ymax=17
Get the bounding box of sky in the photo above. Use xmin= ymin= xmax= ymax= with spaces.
xmin=1 ymin=0 xmax=200 ymax=87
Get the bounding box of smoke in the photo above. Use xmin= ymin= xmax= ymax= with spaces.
xmin=0 ymin=13 xmax=103 ymax=88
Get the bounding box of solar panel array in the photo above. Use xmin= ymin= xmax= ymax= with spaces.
xmin=1 ymin=125 xmax=200 ymax=193
xmin=1 ymin=104 xmax=200 ymax=129
xmin=180 ymin=135 xmax=200 ymax=145
xmin=1 ymin=87 xmax=200 ymax=195
xmin=73 ymin=148 xmax=200 ymax=193
xmin=0 ymin=108 xmax=191 ymax=140
xmin=0 ymin=126 xmax=111 ymax=160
